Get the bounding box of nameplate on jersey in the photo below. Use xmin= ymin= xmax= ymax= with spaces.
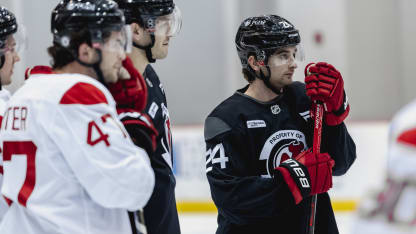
xmin=148 ymin=102 xmax=158 ymax=119
xmin=246 ymin=120 xmax=266 ymax=128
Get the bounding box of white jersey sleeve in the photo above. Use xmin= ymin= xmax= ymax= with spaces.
xmin=0 ymin=74 xmax=154 ymax=234
xmin=0 ymin=89 xmax=11 ymax=222
xmin=387 ymin=99 xmax=416 ymax=180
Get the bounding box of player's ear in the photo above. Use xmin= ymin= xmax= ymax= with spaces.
xmin=248 ymin=55 xmax=262 ymax=71
xmin=78 ymin=43 xmax=97 ymax=64
xmin=131 ymin=23 xmax=144 ymax=43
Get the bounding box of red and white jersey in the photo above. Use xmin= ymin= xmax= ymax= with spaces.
xmin=353 ymin=99 xmax=416 ymax=234
xmin=0 ymin=73 xmax=155 ymax=234
xmin=387 ymin=99 xmax=416 ymax=180
xmin=0 ymin=89 xmax=11 ymax=221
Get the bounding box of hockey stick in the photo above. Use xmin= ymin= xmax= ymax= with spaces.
xmin=309 ymin=101 xmax=324 ymax=234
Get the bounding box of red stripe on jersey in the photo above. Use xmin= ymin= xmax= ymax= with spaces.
xmin=0 ymin=165 xmax=3 ymax=174
xmin=60 ymin=82 xmax=108 ymax=105
xmin=397 ymin=128 xmax=416 ymax=147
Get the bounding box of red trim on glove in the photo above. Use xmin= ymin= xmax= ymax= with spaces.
xmin=325 ymin=104 xmax=350 ymax=126
xmin=122 ymin=119 xmax=144 ymax=126
xmin=275 ymin=167 xmax=304 ymax=204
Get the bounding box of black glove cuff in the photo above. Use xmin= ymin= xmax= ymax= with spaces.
xmin=279 ymin=158 xmax=312 ymax=198
xmin=124 ymin=124 xmax=154 ymax=156
xmin=333 ymin=90 xmax=348 ymax=116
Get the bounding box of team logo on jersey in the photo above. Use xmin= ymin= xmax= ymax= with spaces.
xmin=271 ymin=105 xmax=281 ymax=115
xmin=259 ymin=130 xmax=307 ymax=178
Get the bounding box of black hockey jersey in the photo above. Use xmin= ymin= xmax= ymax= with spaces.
xmin=204 ymin=82 xmax=356 ymax=234
xmin=141 ymin=65 xmax=180 ymax=234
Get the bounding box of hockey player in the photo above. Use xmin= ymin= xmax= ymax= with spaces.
xmin=204 ymin=15 xmax=356 ymax=234
xmin=113 ymin=0 xmax=182 ymax=233
xmin=0 ymin=1 xmax=155 ymax=233
xmin=0 ymin=6 xmax=22 ymax=222
xmin=352 ymin=99 xmax=416 ymax=234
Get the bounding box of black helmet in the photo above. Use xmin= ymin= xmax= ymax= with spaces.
xmin=51 ymin=0 xmax=128 ymax=86
xmin=0 ymin=6 xmax=18 ymax=70
xmin=115 ymin=0 xmax=175 ymax=28
xmin=115 ymin=0 xmax=181 ymax=63
xmin=51 ymin=0 xmax=126 ymax=48
xmin=0 ymin=6 xmax=17 ymax=42
xmin=236 ymin=15 xmax=301 ymax=69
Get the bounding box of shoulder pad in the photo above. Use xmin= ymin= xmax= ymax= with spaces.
xmin=60 ymin=82 xmax=108 ymax=105
xmin=204 ymin=116 xmax=231 ymax=141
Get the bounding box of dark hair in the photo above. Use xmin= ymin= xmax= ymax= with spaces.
xmin=242 ymin=68 xmax=255 ymax=83
xmin=48 ymin=28 xmax=91 ymax=69
xmin=47 ymin=28 xmax=113 ymax=69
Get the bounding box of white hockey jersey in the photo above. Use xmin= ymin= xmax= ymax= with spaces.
xmin=0 ymin=73 xmax=155 ymax=234
xmin=0 ymin=89 xmax=11 ymax=222
xmin=353 ymin=99 xmax=416 ymax=234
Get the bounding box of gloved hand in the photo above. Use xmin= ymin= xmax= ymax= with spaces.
xmin=118 ymin=109 xmax=158 ymax=155
xmin=108 ymin=56 xmax=148 ymax=112
xmin=304 ymin=62 xmax=350 ymax=125
xmin=274 ymin=148 xmax=334 ymax=204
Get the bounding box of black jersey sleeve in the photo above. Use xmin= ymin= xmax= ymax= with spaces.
xmin=321 ymin=122 xmax=356 ymax=176
xmin=204 ymin=117 xmax=298 ymax=225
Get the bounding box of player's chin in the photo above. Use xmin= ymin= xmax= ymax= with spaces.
xmin=104 ymin=72 xmax=119 ymax=84
xmin=284 ymin=76 xmax=294 ymax=85
xmin=1 ymin=72 xmax=12 ymax=85
xmin=158 ymin=47 xmax=169 ymax=59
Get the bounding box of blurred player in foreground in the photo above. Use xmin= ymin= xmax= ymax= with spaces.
xmin=0 ymin=1 xmax=155 ymax=233
xmin=353 ymin=99 xmax=416 ymax=234
xmin=0 ymin=5 xmax=22 ymax=222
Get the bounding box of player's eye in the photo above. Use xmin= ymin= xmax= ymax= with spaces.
xmin=279 ymin=53 xmax=290 ymax=60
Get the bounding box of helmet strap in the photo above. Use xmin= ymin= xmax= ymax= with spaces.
xmin=0 ymin=55 xmax=5 ymax=90
xmin=133 ymin=33 xmax=156 ymax=63
xmin=75 ymin=49 xmax=106 ymax=87
xmin=259 ymin=65 xmax=283 ymax=95
xmin=0 ymin=55 xmax=4 ymax=69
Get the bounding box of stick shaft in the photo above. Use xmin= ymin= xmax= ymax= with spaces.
xmin=309 ymin=102 xmax=324 ymax=234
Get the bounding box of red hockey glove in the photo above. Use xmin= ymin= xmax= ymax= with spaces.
xmin=108 ymin=56 xmax=148 ymax=112
xmin=25 ymin=65 xmax=54 ymax=79
xmin=118 ymin=109 xmax=158 ymax=155
xmin=305 ymin=62 xmax=350 ymax=125
xmin=274 ymin=148 xmax=334 ymax=204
